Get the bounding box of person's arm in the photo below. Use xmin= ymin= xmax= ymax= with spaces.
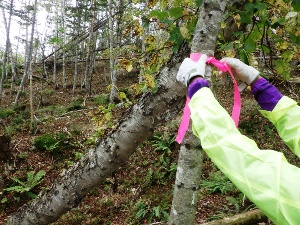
xmin=251 ymin=78 xmax=300 ymax=157
xmin=189 ymin=87 xmax=300 ymax=225
xmin=220 ymin=58 xmax=300 ymax=157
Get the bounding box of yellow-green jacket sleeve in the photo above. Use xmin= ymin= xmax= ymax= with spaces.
xmin=259 ymin=96 xmax=300 ymax=158
xmin=189 ymin=87 xmax=300 ymax=225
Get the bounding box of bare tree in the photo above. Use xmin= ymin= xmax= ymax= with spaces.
xmin=83 ymin=0 xmax=95 ymax=95
xmin=14 ymin=0 xmax=38 ymax=106
xmin=0 ymin=0 xmax=14 ymax=104
xmin=53 ymin=0 xmax=59 ymax=89
xmin=108 ymin=0 xmax=117 ymax=102
xmin=108 ymin=0 xmax=124 ymax=103
xmin=61 ymin=0 xmax=67 ymax=89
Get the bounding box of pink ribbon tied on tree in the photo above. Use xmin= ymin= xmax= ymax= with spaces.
xmin=175 ymin=53 xmax=241 ymax=144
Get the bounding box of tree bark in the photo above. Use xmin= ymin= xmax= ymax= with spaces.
xmin=29 ymin=0 xmax=38 ymax=131
xmin=168 ymin=129 xmax=202 ymax=225
xmin=6 ymin=42 xmax=190 ymax=225
xmin=108 ymin=0 xmax=117 ymax=103
xmin=53 ymin=0 xmax=59 ymax=89
xmin=168 ymin=1 xmax=228 ymax=224
xmin=84 ymin=0 xmax=95 ymax=95
xmin=14 ymin=0 xmax=37 ymax=106
xmin=61 ymin=0 xmax=67 ymax=89
xmin=0 ymin=0 xmax=13 ymax=104
xmin=198 ymin=209 xmax=267 ymax=225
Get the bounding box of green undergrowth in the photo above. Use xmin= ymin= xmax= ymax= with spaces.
xmin=1 ymin=80 xmax=299 ymax=225
xmin=0 ymin=106 xmax=30 ymax=136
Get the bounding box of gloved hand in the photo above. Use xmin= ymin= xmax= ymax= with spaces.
xmin=176 ymin=54 xmax=207 ymax=86
xmin=219 ymin=57 xmax=260 ymax=85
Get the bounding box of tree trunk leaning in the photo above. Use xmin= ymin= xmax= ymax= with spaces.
xmin=5 ymin=43 xmax=190 ymax=225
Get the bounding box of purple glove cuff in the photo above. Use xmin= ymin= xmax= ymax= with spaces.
xmin=251 ymin=78 xmax=283 ymax=111
xmin=188 ymin=78 xmax=209 ymax=98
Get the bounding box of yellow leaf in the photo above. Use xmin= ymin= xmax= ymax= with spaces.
xmin=106 ymin=84 xmax=112 ymax=91
xmin=180 ymin=23 xmax=191 ymax=39
xmin=144 ymin=74 xmax=155 ymax=89
xmin=221 ymin=21 xmax=226 ymax=29
xmin=275 ymin=41 xmax=289 ymax=50
xmin=133 ymin=20 xmax=143 ymax=36
xmin=126 ymin=64 xmax=133 ymax=72
xmin=276 ymin=28 xmax=283 ymax=36
xmin=150 ymin=54 xmax=158 ymax=66
xmin=233 ymin=14 xmax=241 ymax=28
xmin=119 ymin=59 xmax=133 ymax=72
xmin=224 ymin=48 xmax=236 ymax=58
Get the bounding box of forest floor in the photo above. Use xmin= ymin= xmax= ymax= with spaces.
xmin=0 ymin=62 xmax=299 ymax=225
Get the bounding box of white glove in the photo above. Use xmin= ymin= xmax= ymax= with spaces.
xmin=219 ymin=57 xmax=260 ymax=85
xmin=176 ymin=54 xmax=207 ymax=86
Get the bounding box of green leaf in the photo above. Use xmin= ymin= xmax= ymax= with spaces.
xmin=275 ymin=59 xmax=284 ymax=74
xmin=249 ymin=29 xmax=262 ymax=41
xmin=244 ymin=38 xmax=256 ymax=52
xmin=142 ymin=17 xmax=149 ymax=28
xmin=262 ymin=45 xmax=270 ymax=53
xmin=5 ymin=186 xmax=30 ymax=193
xmin=282 ymin=50 xmax=294 ymax=61
xmin=136 ymin=208 xmax=148 ymax=219
xmin=289 ymin=32 xmax=300 ymax=45
xmin=239 ymin=11 xmax=253 ymax=24
xmin=196 ymin=0 xmax=204 ymax=7
xmin=169 ymin=7 xmax=183 ymax=18
xmin=150 ymin=10 xmax=168 ymax=20
xmin=223 ymin=42 xmax=233 ymax=51
xmin=160 ymin=19 xmax=174 ymax=25
xmin=1 ymin=198 xmax=7 ymax=204
xmin=277 ymin=17 xmax=285 ymax=25
xmin=153 ymin=206 xmax=160 ymax=217
xmin=26 ymin=192 xmax=37 ymax=199
xmin=239 ymin=49 xmax=249 ymax=65
xmin=168 ymin=27 xmax=184 ymax=53
xmin=292 ymin=0 xmax=300 ymax=11
xmin=11 ymin=178 xmax=25 ymax=187
xmin=255 ymin=3 xmax=268 ymax=10
xmin=245 ymin=3 xmax=255 ymax=11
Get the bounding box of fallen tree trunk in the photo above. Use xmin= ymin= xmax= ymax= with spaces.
xmin=5 ymin=43 xmax=189 ymax=225
xmin=198 ymin=209 xmax=267 ymax=225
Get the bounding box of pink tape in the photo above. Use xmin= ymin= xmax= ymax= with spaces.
xmin=175 ymin=97 xmax=191 ymax=144
xmin=175 ymin=53 xmax=241 ymax=144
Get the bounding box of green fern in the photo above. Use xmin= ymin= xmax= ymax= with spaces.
xmin=200 ymin=171 xmax=236 ymax=195
xmin=5 ymin=170 xmax=46 ymax=199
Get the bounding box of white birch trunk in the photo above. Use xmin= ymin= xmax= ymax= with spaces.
xmin=62 ymin=0 xmax=67 ymax=89
xmin=53 ymin=1 xmax=59 ymax=89
xmin=168 ymin=1 xmax=231 ymax=224
xmin=72 ymin=0 xmax=81 ymax=98
xmin=14 ymin=0 xmax=31 ymax=106
xmin=29 ymin=0 xmax=38 ymax=131
xmin=108 ymin=0 xmax=117 ymax=103
xmin=0 ymin=0 xmax=13 ymax=104
xmin=84 ymin=0 xmax=95 ymax=95
xmin=73 ymin=41 xmax=79 ymax=98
